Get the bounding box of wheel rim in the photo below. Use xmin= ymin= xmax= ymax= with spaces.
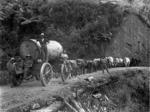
xmin=61 ymin=64 xmax=65 ymax=81
xmin=61 ymin=63 xmax=69 ymax=81
xmin=40 ymin=63 xmax=53 ymax=86
xmin=43 ymin=64 xmax=51 ymax=84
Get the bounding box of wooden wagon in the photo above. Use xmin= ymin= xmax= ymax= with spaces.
xmin=19 ymin=39 xmax=64 ymax=86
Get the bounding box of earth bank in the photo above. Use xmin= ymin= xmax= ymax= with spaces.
xmin=33 ymin=68 xmax=150 ymax=112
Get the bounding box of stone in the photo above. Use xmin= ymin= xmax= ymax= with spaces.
xmin=32 ymin=103 xmax=40 ymax=110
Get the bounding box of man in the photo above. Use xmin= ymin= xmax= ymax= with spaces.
xmin=39 ymin=33 xmax=49 ymax=61
xmin=7 ymin=57 xmax=23 ymax=74
xmin=14 ymin=56 xmax=24 ymax=74
xmin=76 ymin=58 xmax=86 ymax=75
xmin=7 ymin=57 xmax=24 ymax=87
xmin=61 ymin=50 xmax=68 ymax=60
xmin=39 ymin=33 xmax=47 ymax=45
xmin=22 ymin=54 xmax=33 ymax=80
xmin=100 ymin=58 xmax=110 ymax=74
xmin=61 ymin=50 xmax=72 ymax=79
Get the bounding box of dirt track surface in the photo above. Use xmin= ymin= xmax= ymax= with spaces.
xmin=0 ymin=67 xmax=149 ymax=112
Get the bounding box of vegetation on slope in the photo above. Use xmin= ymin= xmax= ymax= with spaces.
xmin=0 ymin=0 xmax=150 ymax=69
xmin=0 ymin=0 xmax=126 ymax=63
xmin=54 ymin=69 xmax=150 ymax=112
xmin=11 ymin=68 xmax=148 ymax=112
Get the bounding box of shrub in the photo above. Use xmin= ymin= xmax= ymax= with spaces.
xmin=0 ymin=0 xmax=126 ymax=59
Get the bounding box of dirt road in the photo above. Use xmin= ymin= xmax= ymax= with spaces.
xmin=0 ymin=67 xmax=149 ymax=112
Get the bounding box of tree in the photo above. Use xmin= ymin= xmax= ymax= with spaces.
xmin=127 ymin=0 xmax=134 ymax=7
xmin=0 ymin=0 xmax=126 ymax=60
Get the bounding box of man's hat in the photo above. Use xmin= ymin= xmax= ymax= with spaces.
xmin=11 ymin=57 xmax=15 ymax=60
xmin=27 ymin=54 xmax=30 ymax=56
xmin=41 ymin=33 xmax=44 ymax=36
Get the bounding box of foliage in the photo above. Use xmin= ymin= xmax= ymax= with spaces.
xmin=126 ymin=0 xmax=135 ymax=6
xmin=0 ymin=0 xmax=126 ymax=61
xmin=139 ymin=4 xmax=150 ymax=20
xmin=57 ymin=69 xmax=149 ymax=112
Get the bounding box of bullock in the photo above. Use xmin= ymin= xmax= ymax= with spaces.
xmin=99 ymin=58 xmax=110 ymax=74
xmin=68 ymin=60 xmax=79 ymax=77
xmin=130 ymin=58 xmax=141 ymax=66
xmin=114 ymin=58 xmax=124 ymax=67
xmin=118 ymin=58 xmax=124 ymax=67
xmin=113 ymin=58 xmax=119 ymax=67
xmin=92 ymin=58 xmax=101 ymax=72
xmin=76 ymin=59 xmax=86 ymax=75
xmin=105 ymin=56 xmax=114 ymax=68
xmin=84 ymin=60 xmax=93 ymax=73
xmin=123 ymin=57 xmax=130 ymax=67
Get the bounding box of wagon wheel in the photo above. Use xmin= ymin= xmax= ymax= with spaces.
xmin=61 ymin=63 xmax=70 ymax=82
xmin=40 ymin=62 xmax=53 ymax=86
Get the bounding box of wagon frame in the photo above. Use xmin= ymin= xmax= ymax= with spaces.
xmin=19 ymin=39 xmax=64 ymax=86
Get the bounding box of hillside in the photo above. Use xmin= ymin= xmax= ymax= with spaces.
xmin=105 ymin=14 xmax=150 ymax=66
xmin=0 ymin=0 xmax=149 ymax=72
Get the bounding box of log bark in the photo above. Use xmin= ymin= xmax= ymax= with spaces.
xmin=136 ymin=13 xmax=150 ymax=28
xmin=69 ymin=98 xmax=86 ymax=112
xmin=31 ymin=72 xmax=109 ymax=112
xmin=63 ymin=99 xmax=78 ymax=112
xmin=30 ymin=101 xmax=65 ymax=112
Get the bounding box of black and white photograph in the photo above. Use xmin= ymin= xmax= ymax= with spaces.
xmin=0 ymin=0 xmax=149 ymax=112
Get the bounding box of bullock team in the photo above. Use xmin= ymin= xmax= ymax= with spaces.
xmin=66 ymin=56 xmax=141 ymax=77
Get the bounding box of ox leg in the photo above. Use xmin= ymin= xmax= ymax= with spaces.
xmin=81 ymin=67 xmax=84 ymax=75
xmin=89 ymin=68 xmax=91 ymax=73
xmin=101 ymin=64 xmax=105 ymax=74
xmin=81 ymin=68 xmax=83 ymax=75
xmin=94 ymin=66 xmax=96 ymax=72
xmin=92 ymin=66 xmax=94 ymax=72
xmin=102 ymin=67 xmax=104 ymax=74
xmin=67 ymin=72 xmax=71 ymax=79
xmin=128 ymin=63 xmax=130 ymax=67
xmin=68 ymin=71 xmax=72 ymax=79
xmin=10 ymin=72 xmax=18 ymax=87
xmin=74 ymin=70 xmax=77 ymax=77
xmin=78 ymin=67 xmax=81 ymax=75
xmin=83 ymin=67 xmax=85 ymax=74
xmin=89 ymin=66 xmax=92 ymax=73
xmin=10 ymin=73 xmax=15 ymax=87
xmin=106 ymin=69 xmax=110 ymax=74
xmin=83 ymin=68 xmax=85 ymax=74
xmin=77 ymin=68 xmax=79 ymax=76
xmin=102 ymin=64 xmax=109 ymax=74
xmin=104 ymin=65 xmax=110 ymax=74
xmin=68 ymin=61 xmax=72 ymax=79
